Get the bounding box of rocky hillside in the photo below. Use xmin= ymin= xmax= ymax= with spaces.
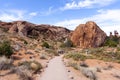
xmin=71 ymin=21 xmax=107 ymax=48
xmin=0 ymin=21 xmax=71 ymax=41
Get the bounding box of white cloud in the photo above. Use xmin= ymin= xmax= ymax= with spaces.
xmin=29 ymin=12 xmax=37 ymax=16
xmin=61 ymin=0 xmax=116 ymax=10
xmin=39 ymin=7 xmax=57 ymax=16
xmin=55 ymin=9 xmax=120 ymax=35
xmin=0 ymin=9 xmax=26 ymax=21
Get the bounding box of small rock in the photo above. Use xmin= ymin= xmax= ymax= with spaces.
xmin=68 ymin=70 xmax=70 ymax=72
xmin=29 ymin=56 xmax=32 ymax=59
xmin=18 ymin=53 xmax=22 ymax=56
xmin=41 ymin=69 xmax=44 ymax=72
xmin=69 ymin=75 xmax=74 ymax=79
xmin=30 ymin=62 xmax=38 ymax=70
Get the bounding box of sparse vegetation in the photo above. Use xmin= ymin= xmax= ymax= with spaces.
xmin=0 ymin=40 xmax=13 ymax=58
xmin=15 ymin=65 xmax=33 ymax=80
xmin=18 ymin=60 xmax=42 ymax=73
xmin=40 ymin=54 xmax=47 ymax=59
xmin=45 ymin=49 xmax=59 ymax=56
xmin=104 ymin=36 xmax=119 ymax=47
xmin=42 ymin=41 xmax=50 ymax=48
xmin=80 ymin=67 xmax=97 ymax=80
xmin=82 ymin=47 xmax=120 ymax=62
xmin=0 ymin=56 xmax=13 ymax=70
xmin=67 ymin=61 xmax=79 ymax=70
xmin=64 ymin=52 xmax=93 ymax=61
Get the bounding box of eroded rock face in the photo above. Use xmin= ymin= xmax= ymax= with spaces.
xmin=0 ymin=21 xmax=70 ymax=40
xmin=71 ymin=21 xmax=107 ymax=48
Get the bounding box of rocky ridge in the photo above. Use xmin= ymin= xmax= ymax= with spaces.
xmin=0 ymin=21 xmax=70 ymax=41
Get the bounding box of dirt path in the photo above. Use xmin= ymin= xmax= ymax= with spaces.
xmin=39 ymin=56 xmax=69 ymax=80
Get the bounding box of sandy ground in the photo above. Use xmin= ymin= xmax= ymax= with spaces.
xmin=64 ymin=58 xmax=120 ymax=80
xmin=39 ymin=56 xmax=70 ymax=80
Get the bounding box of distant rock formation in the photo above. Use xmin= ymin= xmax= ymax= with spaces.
xmin=70 ymin=21 xmax=107 ymax=48
xmin=0 ymin=21 xmax=70 ymax=41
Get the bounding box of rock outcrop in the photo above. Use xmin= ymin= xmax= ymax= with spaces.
xmin=71 ymin=21 xmax=107 ymax=48
xmin=0 ymin=21 xmax=70 ymax=41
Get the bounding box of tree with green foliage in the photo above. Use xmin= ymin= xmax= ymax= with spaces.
xmin=104 ymin=36 xmax=119 ymax=47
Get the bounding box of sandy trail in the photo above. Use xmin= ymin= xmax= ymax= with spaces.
xmin=40 ymin=56 xmax=69 ymax=80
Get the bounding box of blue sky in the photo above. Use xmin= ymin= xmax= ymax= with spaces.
xmin=0 ymin=0 xmax=120 ymax=35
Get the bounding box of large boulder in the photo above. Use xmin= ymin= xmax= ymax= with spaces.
xmin=71 ymin=21 xmax=107 ymax=48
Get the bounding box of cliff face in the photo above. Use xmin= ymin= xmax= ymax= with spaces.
xmin=0 ymin=21 xmax=71 ymax=41
xmin=71 ymin=21 xmax=107 ymax=48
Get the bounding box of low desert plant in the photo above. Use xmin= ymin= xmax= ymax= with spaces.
xmin=80 ymin=67 xmax=97 ymax=80
xmin=64 ymin=52 xmax=92 ymax=61
xmin=0 ymin=40 xmax=13 ymax=57
xmin=40 ymin=54 xmax=47 ymax=59
xmin=0 ymin=56 xmax=13 ymax=70
xmin=18 ymin=60 xmax=42 ymax=73
xmin=67 ymin=61 xmax=79 ymax=70
xmin=16 ymin=65 xmax=33 ymax=80
xmin=42 ymin=42 xmax=50 ymax=48
xmin=46 ymin=49 xmax=59 ymax=56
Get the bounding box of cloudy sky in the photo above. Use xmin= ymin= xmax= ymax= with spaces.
xmin=0 ymin=0 xmax=120 ymax=35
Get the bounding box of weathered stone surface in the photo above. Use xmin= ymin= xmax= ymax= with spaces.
xmin=0 ymin=21 xmax=70 ymax=40
xmin=71 ymin=21 xmax=107 ymax=48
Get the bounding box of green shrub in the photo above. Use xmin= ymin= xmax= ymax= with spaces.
xmin=0 ymin=40 xmax=13 ymax=57
xmin=42 ymin=42 xmax=50 ymax=48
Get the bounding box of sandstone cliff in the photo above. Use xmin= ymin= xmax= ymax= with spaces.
xmin=71 ymin=21 xmax=107 ymax=48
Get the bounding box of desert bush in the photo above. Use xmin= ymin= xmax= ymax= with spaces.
xmin=67 ymin=62 xmax=79 ymax=70
xmin=80 ymin=67 xmax=97 ymax=80
xmin=40 ymin=54 xmax=47 ymax=59
xmin=42 ymin=42 xmax=50 ymax=48
xmin=0 ymin=40 xmax=13 ymax=57
xmin=0 ymin=56 xmax=13 ymax=70
xmin=16 ymin=65 xmax=33 ymax=80
xmin=18 ymin=60 xmax=42 ymax=73
xmin=46 ymin=49 xmax=59 ymax=56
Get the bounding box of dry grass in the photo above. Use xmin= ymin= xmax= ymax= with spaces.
xmin=0 ymin=56 xmax=13 ymax=70
xmin=16 ymin=65 xmax=33 ymax=80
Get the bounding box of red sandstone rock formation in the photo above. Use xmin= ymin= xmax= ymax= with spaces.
xmin=71 ymin=21 xmax=107 ymax=48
